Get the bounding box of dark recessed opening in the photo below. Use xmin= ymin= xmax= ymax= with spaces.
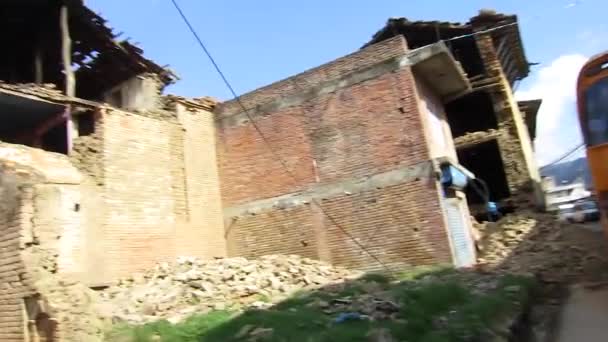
xmin=447 ymin=38 xmax=486 ymax=78
xmin=445 ymin=92 xmax=497 ymax=137
xmin=0 ymin=92 xmax=69 ymax=154
xmin=457 ymin=139 xmax=510 ymax=204
xmin=372 ymin=26 xmax=486 ymax=78
xmin=41 ymin=120 xmax=68 ymax=154
xmin=77 ymin=110 xmax=96 ymax=136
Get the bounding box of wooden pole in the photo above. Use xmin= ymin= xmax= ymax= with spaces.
xmin=34 ymin=49 xmax=43 ymax=84
xmin=60 ymin=5 xmax=74 ymax=97
xmin=60 ymin=5 xmax=77 ymax=152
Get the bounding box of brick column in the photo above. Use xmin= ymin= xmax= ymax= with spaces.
xmin=474 ymin=33 xmax=542 ymax=205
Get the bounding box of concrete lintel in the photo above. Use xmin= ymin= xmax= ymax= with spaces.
xmin=408 ymin=41 xmax=472 ymax=101
xmin=224 ymin=160 xmax=437 ymax=219
xmin=216 ymin=54 xmax=412 ymax=127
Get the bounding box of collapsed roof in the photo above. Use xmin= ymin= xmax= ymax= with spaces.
xmin=0 ymin=0 xmax=176 ymax=100
xmin=364 ymin=10 xmax=531 ymax=83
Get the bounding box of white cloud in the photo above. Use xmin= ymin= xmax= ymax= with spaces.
xmin=516 ymin=54 xmax=588 ymax=166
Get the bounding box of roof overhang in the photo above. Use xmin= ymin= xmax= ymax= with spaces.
xmin=407 ymin=41 xmax=471 ymax=101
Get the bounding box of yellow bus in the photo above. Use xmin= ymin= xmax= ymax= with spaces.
xmin=577 ymin=51 xmax=608 ymax=236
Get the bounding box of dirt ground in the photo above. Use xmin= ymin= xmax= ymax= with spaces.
xmin=554 ymin=282 xmax=608 ymax=342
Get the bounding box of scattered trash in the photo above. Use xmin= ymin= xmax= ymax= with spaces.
xmin=333 ymin=312 xmax=369 ymax=323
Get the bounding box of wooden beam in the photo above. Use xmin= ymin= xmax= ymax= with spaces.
xmin=495 ymin=36 xmax=509 ymax=63
xmin=60 ymin=5 xmax=75 ymax=97
xmin=504 ymin=60 xmax=518 ymax=86
xmin=502 ymin=57 xmax=517 ymax=82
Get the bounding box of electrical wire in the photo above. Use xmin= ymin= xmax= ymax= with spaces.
xmin=443 ymin=22 xmax=518 ymax=42
xmin=168 ymin=0 xmax=582 ymax=271
xmin=543 ymin=143 xmax=585 ymax=168
xmin=169 ymin=0 xmax=391 ymax=272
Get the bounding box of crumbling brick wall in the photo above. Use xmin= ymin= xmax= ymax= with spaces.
xmin=474 ymin=33 xmax=542 ymax=205
xmin=216 ymin=36 xmax=453 ymax=270
xmin=0 ymin=166 xmax=35 ymax=342
xmin=0 ymin=144 xmax=104 ymax=341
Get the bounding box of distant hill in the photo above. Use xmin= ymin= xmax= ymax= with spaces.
xmin=540 ymin=157 xmax=593 ymax=189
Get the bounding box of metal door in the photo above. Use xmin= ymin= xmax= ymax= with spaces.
xmin=443 ymin=197 xmax=476 ymax=267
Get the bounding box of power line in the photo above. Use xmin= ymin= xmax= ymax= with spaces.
xmin=443 ymin=22 xmax=518 ymax=42
xmin=169 ymin=0 xmax=391 ymax=271
xmin=543 ymin=143 xmax=585 ymax=167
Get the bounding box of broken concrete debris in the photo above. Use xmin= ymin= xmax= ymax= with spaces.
xmin=98 ymin=255 xmax=363 ymax=324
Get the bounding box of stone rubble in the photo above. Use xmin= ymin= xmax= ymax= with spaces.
xmin=98 ymin=254 xmax=363 ymax=324
xmin=474 ymin=211 xmax=608 ymax=284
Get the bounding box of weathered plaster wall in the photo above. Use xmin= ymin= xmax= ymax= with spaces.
xmin=102 ymin=74 xmax=163 ymax=112
xmin=0 ymin=143 xmax=104 ymax=341
xmin=416 ymin=78 xmax=458 ymax=160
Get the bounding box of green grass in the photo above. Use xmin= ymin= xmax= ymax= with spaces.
xmin=106 ymin=272 xmax=537 ymax=342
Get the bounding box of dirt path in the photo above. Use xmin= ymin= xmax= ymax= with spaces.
xmin=554 ymin=283 xmax=608 ymax=342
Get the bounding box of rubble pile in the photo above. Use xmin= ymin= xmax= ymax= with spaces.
xmin=99 ymin=255 xmax=363 ymax=324
xmin=33 ymin=274 xmax=107 ymax=342
xmin=475 ymin=211 xmax=608 ymax=283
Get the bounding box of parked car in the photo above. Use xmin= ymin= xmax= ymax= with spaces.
xmin=572 ymin=201 xmax=600 ymax=223
xmin=558 ymin=204 xmax=576 ymax=222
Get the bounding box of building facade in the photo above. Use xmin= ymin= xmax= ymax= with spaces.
xmin=0 ymin=3 xmax=541 ymax=340
xmin=216 ymin=36 xmax=477 ymax=271
xmin=0 ymin=2 xmax=225 ymax=340
xmin=366 ymin=10 xmax=543 ymax=214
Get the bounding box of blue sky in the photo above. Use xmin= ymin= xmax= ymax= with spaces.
xmin=88 ymin=0 xmax=607 ymax=166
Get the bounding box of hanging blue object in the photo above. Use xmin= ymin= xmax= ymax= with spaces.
xmin=487 ymin=201 xmax=499 ymax=215
xmin=440 ymin=164 xmax=469 ymax=190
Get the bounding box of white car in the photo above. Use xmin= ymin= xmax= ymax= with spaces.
xmin=558 ymin=204 xmax=576 ymax=222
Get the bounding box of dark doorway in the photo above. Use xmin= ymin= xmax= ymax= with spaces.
xmin=457 ymin=139 xmax=510 ymax=204
xmin=446 ymin=92 xmax=497 ymax=138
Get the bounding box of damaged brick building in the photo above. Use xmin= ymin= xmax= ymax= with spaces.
xmin=216 ymin=37 xmax=479 ymax=271
xmin=363 ymin=11 xmax=543 ymax=213
xmin=217 ymin=10 xmax=542 ymax=270
xmin=0 ymin=2 xmax=542 ymax=340
xmin=0 ymin=1 xmax=225 ymax=340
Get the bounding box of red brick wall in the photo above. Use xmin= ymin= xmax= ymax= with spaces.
xmin=217 ymin=36 xmax=453 ymax=269
xmin=219 ymin=36 xmax=410 ymax=115
xmin=217 ymin=37 xmax=429 ymax=207
xmin=227 ymin=179 xmax=452 ymax=270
